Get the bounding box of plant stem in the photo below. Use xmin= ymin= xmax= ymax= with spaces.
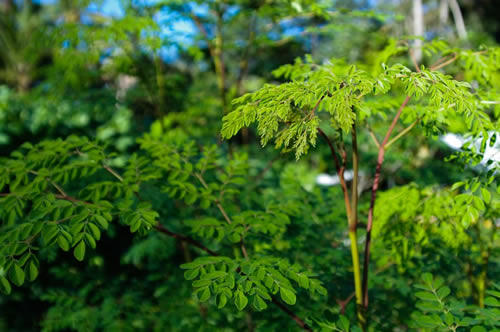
xmin=367 ymin=125 xmax=380 ymax=149
xmin=351 ymin=122 xmax=359 ymax=225
xmin=384 ymin=119 xmax=418 ymax=150
xmin=362 ymin=95 xmax=411 ymax=309
xmin=430 ymin=54 xmax=458 ymax=71
xmin=318 ymin=127 xmax=364 ymax=326
xmin=349 ymin=231 xmax=364 ymax=323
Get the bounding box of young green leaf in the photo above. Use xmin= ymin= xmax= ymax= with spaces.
xmin=73 ymin=241 xmax=86 ymax=261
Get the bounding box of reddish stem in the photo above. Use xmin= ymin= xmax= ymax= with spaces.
xmin=361 ymin=95 xmax=411 ymax=308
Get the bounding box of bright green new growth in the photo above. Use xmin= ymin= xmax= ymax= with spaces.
xmin=222 ymin=45 xmax=494 ymax=160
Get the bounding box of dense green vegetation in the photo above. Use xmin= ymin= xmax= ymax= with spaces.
xmin=0 ymin=0 xmax=499 ymax=331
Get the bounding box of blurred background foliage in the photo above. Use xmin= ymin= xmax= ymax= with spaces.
xmin=0 ymin=0 xmax=498 ymax=331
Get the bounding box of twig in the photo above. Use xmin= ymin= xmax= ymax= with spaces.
xmin=384 ymin=119 xmax=418 ymax=150
xmin=50 ymin=181 xmax=67 ymax=197
xmin=409 ymin=49 xmax=421 ymax=73
xmin=271 ymin=297 xmax=313 ymax=331
xmin=336 ymin=292 xmax=355 ymax=315
xmin=103 ymin=164 xmax=124 ymax=182
xmin=155 ymin=224 xmax=218 ymax=256
xmin=430 ymin=54 xmax=458 ymax=71
xmin=367 ymin=126 xmax=380 ymax=149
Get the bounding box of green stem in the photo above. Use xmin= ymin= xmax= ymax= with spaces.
xmin=349 ymin=231 xmax=364 ymax=325
xmin=318 ymin=128 xmax=365 ymax=327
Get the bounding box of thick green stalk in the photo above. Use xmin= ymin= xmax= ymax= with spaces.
xmin=350 ymin=122 xmax=364 ymax=326
xmin=318 ymin=128 xmax=364 ymax=327
xmin=349 ymin=230 xmax=364 ymax=323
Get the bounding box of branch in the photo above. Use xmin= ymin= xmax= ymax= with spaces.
xmin=384 ymin=119 xmax=418 ymax=150
xmin=362 ymin=95 xmax=411 ymax=309
xmin=367 ymin=125 xmax=380 ymax=149
xmin=103 ymin=164 xmax=124 ymax=182
xmin=409 ymin=49 xmax=421 ymax=73
xmin=50 ymin=181 xmax=67 ymax=197
xmin=351 ymin=122 xmax=359 ymax=228
xmin=271 ymin=297 xmax=313 ymax=331
xmin=317 ymin=128 xmax=352 ymax=222
xmin=336 ymin=292 xmax=355 ymax=315
xmin=311 ymin=94 xmax=326 ymax=116
xmin=430 ymin=54 xmax=458 ymax=71
xmin=154 ymin=224 xmax=218 ymax=256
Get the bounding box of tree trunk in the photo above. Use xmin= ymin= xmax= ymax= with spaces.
xmin=448 ymin=0 xmax=467 ymax=39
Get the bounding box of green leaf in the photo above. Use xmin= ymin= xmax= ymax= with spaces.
xmin=415 ymin=291 xmax=438 ymax=301
xmin=444 ymin=312 xmax=453 ymax=325
xmin=180 ymin=262 xmax=200 ymax=269
xmin=57 ymin=235 xmax=70 ymax=251
xmin=192 ymin=280 xmax=212 ymax=288
xmin=470 ymin=327 xmax=486 ymax=332
xmin=73 ymin=241 xmax=86 ymax=261
xmin=94 ymin=215 xmax=109 ymax=229
xmin=337 ymin=315 xmax=350 ymax=331
xmin=415 ymin=314 xmax=443 ymax=328
xmin=421 ymin=273 xmax=433 ymax=284
xmin=200 ymin=271 xmax=227 ymax=280
xmin=234 ymin=291 xmax=248 ymax=311
xmin=279 ymin=287 xmax=296 ymax=305
xmin=184 ymin=268 xmax=200 ymax=281
xmin=0 ymin=276 xmax=11 ymax=295
xmin=437 ymin=286 xmax=450 ymax=299
xmin=218 ymin=294 xmax=228 ymax=309
xmin=27 ymin=261 xmax=38 ymax=282
xmin=198 ymin=287 xmax=211 ymax=302
xmin=9 ymin=264 xmax=25 ymax=286
xmin=481 ymin=188 xmax=491 ymax=204
xmin=484 ymin=296 xmax=500 ymax=307
xmin=253 ymin=295 xmax=268 ymax=311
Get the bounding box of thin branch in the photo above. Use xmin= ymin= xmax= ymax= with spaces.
xmin=362 ymin=95 xmax=411 ymax=309
xmin=103 ymin=164 xmax=124 ymax=182
xmin=430 ymin=54 xmax=458 ymax=71
xmin=193 ymin=172 xmax=253 ymax=260
xmin=216 ymin=202 xmax=232 ymax=225
xmin=240 ymin=241 xmax=249 ymax=260
xmin=50 ymin=181 xmax=67 ymax=197
xmin=367 ymin=126 xmax=380 ymax=149
xmin=311 ymin=94 xmax=326 ymax=116
xmin=384 ymin=119 xmax=418 ymax=150
xmin=317 ymin=128 xmax=352 ymax=221
xmin=271 ymin=297 xmax=313 ymax=331
xmin=409 ymin=49 xmax=421 ymax=73
xmin=336 ymin=292 xmax=355 ymax=315
xmin=154 ymin=224 xmax=218 ymax=256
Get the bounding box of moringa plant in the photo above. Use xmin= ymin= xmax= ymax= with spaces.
xmin=0 ymin=39 xmax=499 ymax=331
xmin=221 ymin=39 xmax=499 ymax=328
